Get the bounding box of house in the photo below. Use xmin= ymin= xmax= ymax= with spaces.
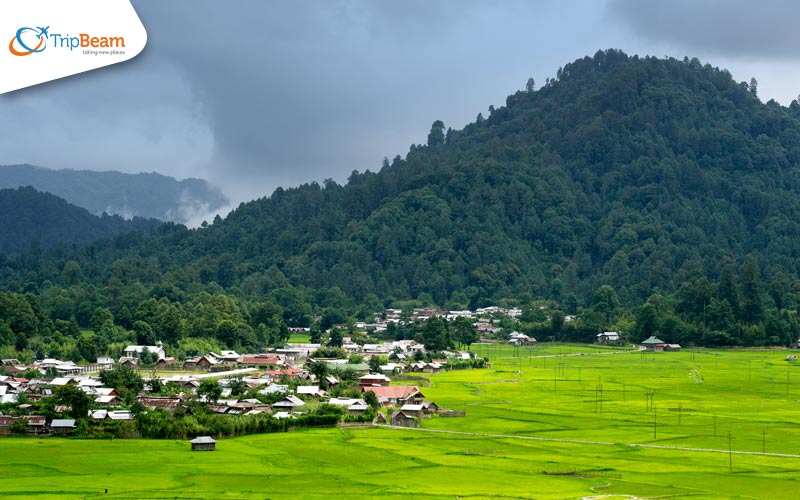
xmin=272 ymin=411 xmax=296 ymax=419
xmin=380 ymin=363 xmax=404 ymax=375
xmin=358 ymin=374 xmax=391 ymax=387
xmin=26 ymin=415 xmax=46 ymax=434
xmin=364 ymin=386 xmax=424 ymax=407
xmin=155 ymin=357 xmax=178 ymax=369
xmin=665 ymin=344 xmax=682 ymax=352
xmin=48 ymin=377 xmax=76 ymax=387
xmin=239 ymin=355 xmax=281 ymax=367
xmin=408 ymin=362 xmax=441 ymax=374
xmin=422 ymin=362 xmax=442 ymax=374
xmin=375 ymin=412 xmax=388 ymax=424
xmin=107 ymin=410 xmax=133 ymax=421
xmin=189 ymin=436 xmax=216 ymax=451
xmin=124 ymin=344 xmax=166 ymax=360
xmin=90 ymin=409 xmax=109 ymax=420
xmin=118 ymin=356 xmax=139 ymax=367
xmin=271 ymin=395 xmax=305 ymax=411
xmin=399 ymin=403 xmax=424 ymax=417
xmin=390 ymin=410 xmax=419 ymax=428
xmin=596 ymin=331 xmax=622 ymax=344
xmin=0 ymin=415 xmax=17 ymax=431
xmin=219 ymin=350 xmax=241 ymax=363
xmin=421 ymin=401 xmax=440 ymax=414
xmin=96 ymin=357 xmax=115 ymax=369
xmin=328 ymin=397 xmax=369 ymax=414
xmin=296 ymin=385 xmax=325 ymax=398
xmin=94 ymin=394 xmax=120 ymax=407
xmin=640 ymin=336 xmax=667 ymax=352
xmin=508 ymin=332 xmax=535 ymax=346
xmin=137 ymin=396 xmax=182 ymax=411
xmin=258 ymin=384 xmax=289 ymax=396
xmin=194 ymin=355 xmax=221 ymax=369
xmin=50 ymin=419 xmax=76 ymax=434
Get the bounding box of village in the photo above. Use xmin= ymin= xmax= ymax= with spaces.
xmin=0 ymin=303 xmax=680 ymax=439
xmin=0 ymin=305 xmax=520 ymax=437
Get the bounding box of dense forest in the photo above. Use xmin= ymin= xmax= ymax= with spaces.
xmin=0 ymin=164 xmax=228 ymax=223
xmin=0 ymin=187 xmax=163 ymax=255
xmin=3 ymin=49 xmax=800 ymax=357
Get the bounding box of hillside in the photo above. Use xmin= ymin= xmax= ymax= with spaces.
xmin=170 ymin=50 xmax=800 ymax=306
xmin=0 ymin=186 xmax=163 ymax=255
xmin=0 ymin=164 xmax=228 ymax=223
xmin=4 ymin=50 xmax=800 ymax=350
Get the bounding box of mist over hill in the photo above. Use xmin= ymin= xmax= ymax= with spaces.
xmin=0 ymin=186 xmax=163 ymax=255
xmin=0 ymin=164 xmax=228 ymax=224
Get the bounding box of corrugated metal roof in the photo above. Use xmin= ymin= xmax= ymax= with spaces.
xmin=189 ymin=436 xmax=216 ymax=444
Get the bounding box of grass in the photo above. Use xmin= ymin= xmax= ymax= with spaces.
xmin=4 ymin=344 xmax=800 ymax=498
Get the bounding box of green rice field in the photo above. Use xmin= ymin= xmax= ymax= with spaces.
xmin=3 ymin=344 xmax=800 ymax=498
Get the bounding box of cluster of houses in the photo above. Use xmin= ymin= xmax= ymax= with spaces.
xmin=0 ymin=335 xmax=464 ymax=434
xmin=286 ymin=305 xmax=525 ymax=337
xmin=0 ymin=365 xmax=445 ymax=433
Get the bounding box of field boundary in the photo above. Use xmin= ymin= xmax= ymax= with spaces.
xmin=386 ymin=426 xmax=800 ymax=459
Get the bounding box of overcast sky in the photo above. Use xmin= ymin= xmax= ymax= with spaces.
xmin=2 ymin=0 xmax=799 ymax=213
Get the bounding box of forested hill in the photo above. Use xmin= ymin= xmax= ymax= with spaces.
xmin=0 ymin=164 xmax=228 ymax=223
xmin=0 ymin=187 xmax=163 ymax=255
xmin=6 ymin=50 xmax=800 ymax=314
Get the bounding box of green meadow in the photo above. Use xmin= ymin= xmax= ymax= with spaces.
xmin=4 ymin=345 xmax=800 ymax=498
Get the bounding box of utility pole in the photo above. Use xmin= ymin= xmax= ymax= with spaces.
xmin=762 ymin=430 xmax=766 ymax=454
xmin=786 ymin=369 xmax=790 ymax=397
xmin=653 ymin=409 xmax=657 ymax=440
xmin=728 ymin=431 xmax=733 ymax=472
xmin=553 ymin=367 xmax=557 ymax=392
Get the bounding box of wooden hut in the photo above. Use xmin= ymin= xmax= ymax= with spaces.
xmin=189 ymin=436 xmax=217 ymax=451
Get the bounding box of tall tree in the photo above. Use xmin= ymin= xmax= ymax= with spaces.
xmin=740 ymin=255 xmax=763 ymax=324
xmin=427 ymin=120 xmax=445 ymax=146
xmin=718 ymin=257 xmax=740 ymax=319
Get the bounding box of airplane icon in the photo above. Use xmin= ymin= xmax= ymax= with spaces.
xmin=36 ymin=26 xmax=49 ymax=38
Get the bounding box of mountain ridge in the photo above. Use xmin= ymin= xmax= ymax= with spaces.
xmin=0 ymin=163 xmax=228 ymax=224
xmin=0 ymin=186 xmax=163 ymax=255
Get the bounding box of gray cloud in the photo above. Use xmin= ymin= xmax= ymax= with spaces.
xmin=131 ymin=0 xmax=610 ymax=201
xmin=609 ymin=0 xmax=800 ymax=60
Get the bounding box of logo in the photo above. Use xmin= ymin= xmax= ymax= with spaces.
xmin=0 ymin=0 xmax=148 ymax=94
xmin=9 ymin=25 xmax=127 ymax=56
xmin=9 ymin=26 xmax=48 ymax=56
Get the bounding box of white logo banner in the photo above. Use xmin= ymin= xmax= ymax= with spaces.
xmin=0 ymin=0 xmax=147 ymax=94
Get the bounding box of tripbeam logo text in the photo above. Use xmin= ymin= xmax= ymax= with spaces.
xmin=9 ymin=25 xmax=125 ymax=56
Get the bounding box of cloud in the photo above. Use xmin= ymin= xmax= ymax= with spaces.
xmin=609 ymin=0 xmax=800 ymax=60
xmin=130 ymin=0 xmax=611 ymax=201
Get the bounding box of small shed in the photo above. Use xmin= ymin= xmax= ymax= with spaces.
xmin=390 ymin=410 xmax=419 ymax=428
xmin=50 ymin=419 xmax=76 ymax=434
xmin=189 ymin=436 xmax=217 ymax=451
